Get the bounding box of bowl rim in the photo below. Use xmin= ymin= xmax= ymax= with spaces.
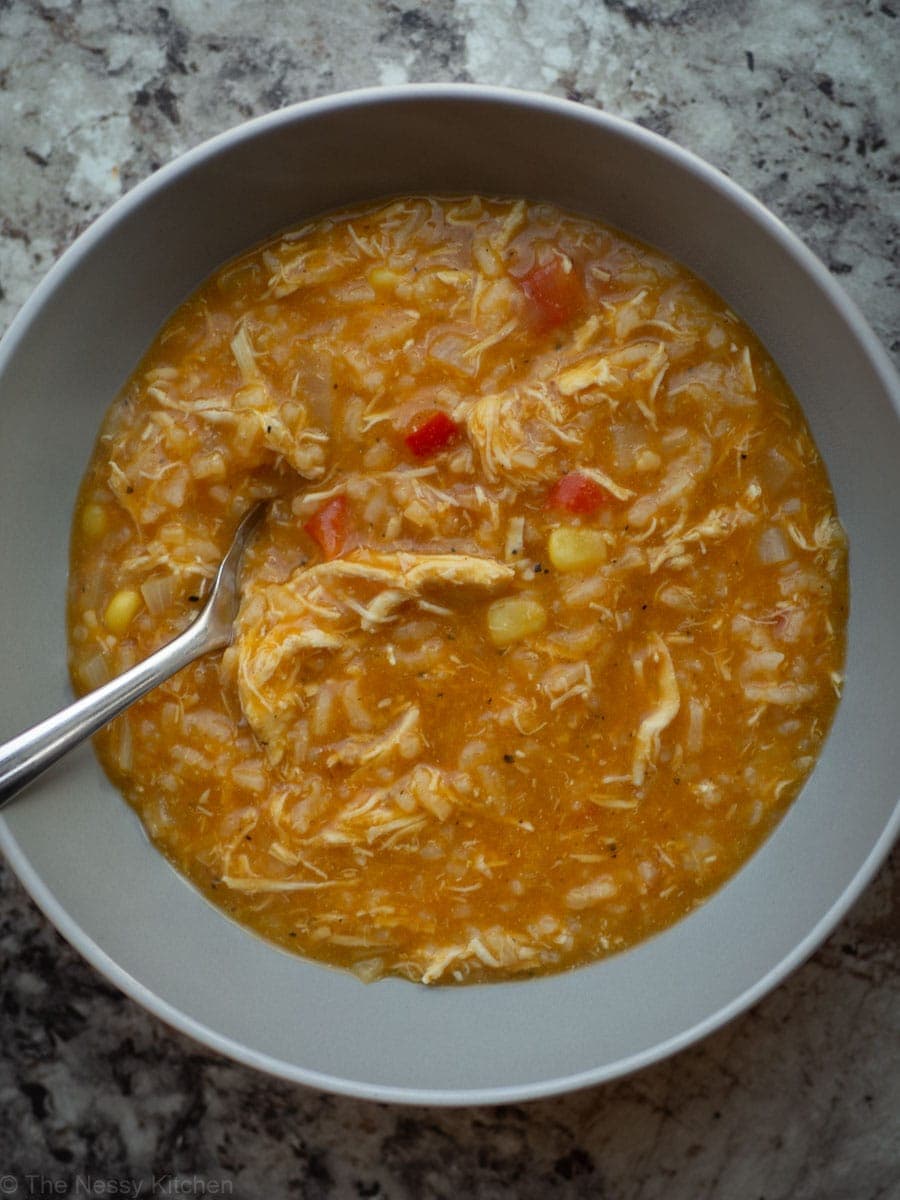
xmin=1 ymin=82 xmax=898 ymax=1106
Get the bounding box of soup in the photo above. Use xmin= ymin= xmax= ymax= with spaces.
xmin=67 ymin=196 xmax=847 ymax=984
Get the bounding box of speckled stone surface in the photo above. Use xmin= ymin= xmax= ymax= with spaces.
xmin=1 ymin=2 xmax=898 ymax=1196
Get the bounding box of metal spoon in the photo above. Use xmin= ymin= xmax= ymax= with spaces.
xmin=0 ymin=502 xmax=267 ymax=809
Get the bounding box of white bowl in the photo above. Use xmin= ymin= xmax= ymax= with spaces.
xmin=1 ymin=85 xmax=898 ymax=1105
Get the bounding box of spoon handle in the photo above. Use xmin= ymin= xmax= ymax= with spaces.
xmin=0 ymin=502 xmax=264 ymax=810
xmin=0 ymin=610 xmax=223 ymax=810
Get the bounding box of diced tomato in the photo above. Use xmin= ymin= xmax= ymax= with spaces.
xmin=546 ymin=472 xmax=606 ymax=515
xmin=518 ymin=254 xmax=585 ymax=333
xmin=303 ymin=495 xmax=352 ymax=560
xmin=404 ymin=411 xmax=460 ymax=458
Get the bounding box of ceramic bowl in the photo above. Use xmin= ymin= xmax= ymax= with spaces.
xmin=1 ymin=85 xmax=898 ymax=1105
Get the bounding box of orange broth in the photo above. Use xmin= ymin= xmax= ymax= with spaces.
xmin=67 ymin=196 xmax=847 ymax=984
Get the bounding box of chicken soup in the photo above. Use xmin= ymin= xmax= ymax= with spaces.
xmin=68 ymin=196 xmax=847 ymax=984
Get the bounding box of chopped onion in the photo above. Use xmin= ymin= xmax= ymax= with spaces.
xmin=79 ymin=652 xmax=109 ymax=690
xmin=757 ymin=526 xmax=791 ymax=564
xmin=742 ymin=649 xmax=786 ymax=677
xmin=116 ymin=718 xmax=133 ymax=772
xmin=352 ymin=958 xmax=385 ymax=984
xmin=428 ymin=333 xmax=476 ymax=376
xmin=609 ymin=421 xmax=644 ymax=469
xmin=761 ymin=448 xmax=794 ymax=493
xmin=686 ymin=697 xmax=705 ymax=754
xmin=230 ymin=322 xmax=260 ymax=383
xmin=140 ymin=574 xmax=175 ymax=616
xmin=566 ymin=875 xmax=618 ymax=910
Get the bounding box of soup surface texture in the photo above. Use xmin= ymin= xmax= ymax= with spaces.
xmin=68 ymin=196 xmax=847 ymax=984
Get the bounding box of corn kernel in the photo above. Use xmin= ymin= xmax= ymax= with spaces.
xmin=487 ymin=596 xmax=547 ymax=647
xmin=103 ymin=589 xmax=142 ymax=636
xmin=547 ymin=527 xmax=608 ymax=573
xmin=368 ymin=267 xmax=402 ymax=292
xmin=80 ymin=503 xmax=108 ymax=538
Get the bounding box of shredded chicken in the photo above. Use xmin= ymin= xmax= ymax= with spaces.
xmin=237 ymin=548 xmax=514 ymax=772
xmin=466 ymin=385 xmax=579 ymax=484
xmin=632 ymin=635 xmax=681 ymax=787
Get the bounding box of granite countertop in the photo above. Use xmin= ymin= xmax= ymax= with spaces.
xmin=1 ymin=2 xmax=897 ymax=1196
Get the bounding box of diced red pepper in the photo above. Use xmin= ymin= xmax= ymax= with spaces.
xmin=304 ymin=495 xmax=352 ymax=560
xmin=518 ymin=255 xmax=585 ymax=333
xmin=404 ymin=411 xmax=460 ymax=458
xmin=546 ymin=472 xmax=606 ymax=515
